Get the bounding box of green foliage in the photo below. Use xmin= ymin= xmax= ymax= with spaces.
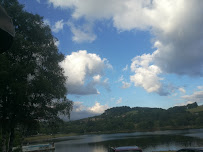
xmin=103 ymin=106 xmax=131 ymax=116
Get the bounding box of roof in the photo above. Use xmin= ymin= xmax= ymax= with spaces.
xmin=113 ymin=146 xmax=141 ymax=151
xmin=0 ymin=5 xmax=15 ymax=37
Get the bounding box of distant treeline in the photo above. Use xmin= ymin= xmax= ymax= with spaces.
xmin=38 ymin=102 xmax=203 ymax=134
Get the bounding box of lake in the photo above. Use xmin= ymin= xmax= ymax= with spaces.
xmin=55 ymin=129 xmax=203 ymax=152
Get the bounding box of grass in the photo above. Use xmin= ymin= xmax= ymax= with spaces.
xmin=126 ymin=111 xmax=137 ymax=115
xmin=188 ymin=105 xmax=203 ymax=113
xmin=24 ymin=133 xmax=78 ymax=143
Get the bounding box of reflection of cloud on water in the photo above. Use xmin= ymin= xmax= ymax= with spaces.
xmin=55 ymin=129 xmax=203 ymax=152
xmin=143 ymin=140 xmax=202 ymax=152
xmin=88 ymin=135 xmax=203 ymax=152
xmin=142 ymin=133 xmax=203 ymax=152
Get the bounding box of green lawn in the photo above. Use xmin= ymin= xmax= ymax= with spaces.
xmin=188 ymin=105 xmax=203 ymax=113
xmin=126 ymin=110 xmax=137 ymax=115
xmin=25 ymin=133 xmax=78 ymax=143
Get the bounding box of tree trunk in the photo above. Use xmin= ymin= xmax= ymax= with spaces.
xmin=1 ymin=123 xmax=8 ymax=152
xmin=8 ymin=127 xmax=15 ymax=152
xmin=2 ymin=133 xmax=7 ymax=152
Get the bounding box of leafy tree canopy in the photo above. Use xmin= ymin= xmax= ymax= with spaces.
xmin=0 ymin=0 xmax=72 ymax=151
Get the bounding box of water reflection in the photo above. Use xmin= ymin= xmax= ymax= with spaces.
xmin=90 ymin=135 xmax=203 ymax=152
xmin=55 ymin=129 xmax=203 ymax=152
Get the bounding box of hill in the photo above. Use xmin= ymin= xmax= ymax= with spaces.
xmin=39 ymin=102 xmax=203 ymax=134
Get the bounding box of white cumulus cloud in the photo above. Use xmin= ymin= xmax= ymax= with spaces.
xmin=93 ymin=75 xmax=101 ymax=82
xmin=88 ymin=102 xmax=108 ymax=114
xmin=69 ymin=101 xmax=109 ymax=120
xmin=130 ymin=53 xmax=168 ymax=95
xmin=60 ymin=50 xmax=112 ymax=95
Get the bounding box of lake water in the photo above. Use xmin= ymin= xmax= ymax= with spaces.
xmin=55 ymin=129 xmax=203 ymax=152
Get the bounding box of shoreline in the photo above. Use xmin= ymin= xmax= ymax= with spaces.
xmin=24 ymin=133 xmax=79 ymax=144
xmin=25 ymin=127 xmax=203 ymax=144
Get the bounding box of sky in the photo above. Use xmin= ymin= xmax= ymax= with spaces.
xmin=18 ymin=0 xmax=203 ymax=120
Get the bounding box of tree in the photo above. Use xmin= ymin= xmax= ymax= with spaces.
xmin=0 ymin=0 xmax=73 ymax=151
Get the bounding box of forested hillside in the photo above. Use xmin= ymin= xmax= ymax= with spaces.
xmin=39 ymin=102 xmax=203 ymax=134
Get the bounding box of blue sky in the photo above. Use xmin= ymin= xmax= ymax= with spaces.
xmin=18 ymin=0 xmax=203 ymax=120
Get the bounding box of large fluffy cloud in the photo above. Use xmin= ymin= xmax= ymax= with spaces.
xmin=48 ymin=0 xmax=203 ymax=94
xmin=60 ymin=50 xmax=111 ymax=95
xmin=130 ymin=53 xmax=169 ymax=95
